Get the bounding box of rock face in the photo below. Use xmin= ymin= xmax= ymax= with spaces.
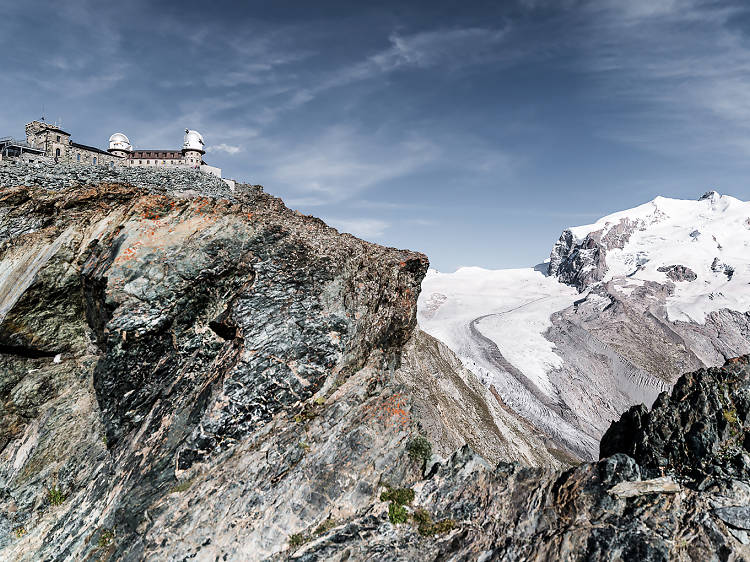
xmin=0 ymin=162 xmax=430 ymax=560
xmin=284 ymin=357 xmax=750 ymax=561
xmin=2 ymin=163 xmax=749 ymax=561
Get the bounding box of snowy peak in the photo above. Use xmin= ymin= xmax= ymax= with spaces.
xmin=549 ymin=192 xmax=750 ymax=322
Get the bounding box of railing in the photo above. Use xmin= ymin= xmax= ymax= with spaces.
xmin=0 ymin=137 xmax=36 ymax=149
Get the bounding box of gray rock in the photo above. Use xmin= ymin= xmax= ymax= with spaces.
xmin=715 ymin=506 xmax=750 ymax=530
xmin=657 ymin=264 xmax=697 ymax=282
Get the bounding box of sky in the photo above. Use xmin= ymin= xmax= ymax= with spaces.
xmin=3 ymin=0 xmax=750 ymax=271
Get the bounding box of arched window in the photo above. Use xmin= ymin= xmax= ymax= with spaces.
xmin=77 ymin=154 xmax=81 ymax=162
xmin=93 ymin=157 xmax=97 ymax=165
xmin=55 ymin=148 xmax=61 ymax=157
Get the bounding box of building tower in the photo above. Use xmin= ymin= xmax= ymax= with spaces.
xmin=182 ymin=129 xmax=205 ymax=168
xmin=107 ymin=133 xmax=132 ymax=159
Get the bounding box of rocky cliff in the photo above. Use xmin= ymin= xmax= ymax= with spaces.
xmin=281 ymin=356 xmax=750 ymax=561
xmin=0 ymin=162 xmax=431 ymax=560
xmin=1 ymin=162 xmax=748 ymax=561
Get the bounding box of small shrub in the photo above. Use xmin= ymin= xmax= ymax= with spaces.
xmin=13 ymin=527 xmax=27 ymax=539
xmin=412 ymin=507 xmax=455 ymax=536
xmin=314 ymin=518 xmax=337 ymax=536
xmin=406 ymin=436 xmax=432 ymax=466
xmin=380 ymin=486 xmax=414 ymax=505
xmin=724 ymin=408 xmax=738 ymax=424
xmin=47 ymin=487 xmax=67 ymax=506
xmin=388 ymin=502 xmax=408 ymax=525
xmin=288 ymin=533 xmax=307 ymax=548
xmin=98 ymin=528 xmax=115 ymax=547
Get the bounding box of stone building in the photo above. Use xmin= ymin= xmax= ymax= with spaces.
xmin=6 ymin=120 xmax=222 ymax=178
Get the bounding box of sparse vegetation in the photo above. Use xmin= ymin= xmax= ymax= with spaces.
xmin=723 ymin=407 xmax=738 ymax=424
xmin=98 ymin=528 xmax=115 ymax=547
xmin=380 ymin=486 xmax=415 ymax=505
xmin=13 ymin=527 xmax=27 ymax=539
xmin=388 ymin=502 xmax=409 ymax=524
xmin=170 ymin=478 xmax=195 ymax=493
xmin=381 ymin=484 xmax=414 ymax=525
xmin=412 ymin=507 xmax=456 ymax=536
xmin=406 ymin=436 xmax=432 ymax=466
xmin=47 ymin=487 xmax=67 ymax=506
xmin=314 ymin=518 xmax=337 ymax=536
xmin=289 ymin=532 xmax=307 ymax=548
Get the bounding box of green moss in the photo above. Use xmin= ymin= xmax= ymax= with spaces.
xmin=406 ymin=436 xmax=432 ymax=466
xmin=47 ymin=487 xmax=67 ymax=506
xmin=288 ymin=533 xmax=308 ymax=548
xmin=13 ymin=527 xmax=27 ymax=539
xmin=380 ymin=486 xmax=414 ymax=505
xmin=388 ymin=502 xmax=409 ymax=524
xmin=412 ymin=508 xmax=456 ymax=536
xmin=724 ymin=408 xmax=738 ymax=424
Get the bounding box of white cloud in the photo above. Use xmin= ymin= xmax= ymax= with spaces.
xmin=270 ymin=126 xmax=439 ymax=205
xmin=207 ymin=143 xmax=242 ymax=154
xmin=322 ymin=217 xmax=390 ymax=239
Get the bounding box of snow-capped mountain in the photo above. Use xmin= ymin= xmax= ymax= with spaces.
xmin=418 ymin=192 xmax=750 ymax=462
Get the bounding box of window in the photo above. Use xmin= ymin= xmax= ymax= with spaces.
xmin=93 ymin=157 xmax=97 ymax=165
xmin=56 ymin=135 xmax=60 ymax=142
xmin=147 ymin=160 xmax=150 ymax=164
xmin=77 ymin=154 xmax=81 ymax=162
xmin=55 ymin=148 xmax=61 ymax=157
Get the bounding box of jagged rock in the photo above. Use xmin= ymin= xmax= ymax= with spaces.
xmin=600 ymin=356 xmax=750 ymax=482
xmin=607 ymin=476 xmax=679 ymax=498
xmin=657 ymin=264 xmax=697 ymax=282
xmin=285 ymin=358 xmax=750 ymax=560
xmin=715 ymin=506 xmax=750 ymax=530
xmin=711 ymin=257 xmax=735 ymax=280
xmin=2 ymin=164 xmax=750 ymax=560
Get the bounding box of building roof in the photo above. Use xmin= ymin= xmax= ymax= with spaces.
xmin=70 ymin=142 xmax=111 ymax=156
xmin=38 ymin=124 xmax=71 ymax=136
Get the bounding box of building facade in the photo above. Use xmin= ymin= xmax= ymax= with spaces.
xmin=7 ymin=120 xmax=222 ymax=178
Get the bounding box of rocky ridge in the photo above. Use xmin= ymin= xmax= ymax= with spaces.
xmin=284 ymin=356 xmax=750 ymax=561
xmin=1 ymin=162 xmax=748 ymax=561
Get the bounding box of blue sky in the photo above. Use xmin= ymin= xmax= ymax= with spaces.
xmin=3 ymin=0 xmax=750 ymax=271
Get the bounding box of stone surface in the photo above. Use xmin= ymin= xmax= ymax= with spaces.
xmin=1 ymin=164 xmax=749 ymax=560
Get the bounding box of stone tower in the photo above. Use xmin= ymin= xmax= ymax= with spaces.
xmin=182 ymin=129 xmax=205 ymax=168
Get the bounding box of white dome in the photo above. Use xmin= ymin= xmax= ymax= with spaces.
xmin=183 ymin=129 xmax=205 ymax=153
xmin=108 ymin=132 xmax=132 ymax=152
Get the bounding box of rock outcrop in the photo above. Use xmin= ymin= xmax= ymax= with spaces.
xmin=2 ymin=163 xmax=749 ymax=561
xmin=286 ymin=357 xmax=750 ymax=561
xmin=0 ymin=162 xmax=430 ymax=560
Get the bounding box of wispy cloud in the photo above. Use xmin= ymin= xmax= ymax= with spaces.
xmin=270 ymin=126 xmax=440 ymax=206
xmin=207 ymin=143 xmax=242 ymax=154
xmin=322 ymin=217 xmax=390 ymax=239
xmin=577 ymin=0 xmax=750 ymax=158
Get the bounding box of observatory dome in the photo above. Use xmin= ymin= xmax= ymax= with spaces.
xmin=183 ymin=129 xmax=205 ymax=153
xmin=108 ymin=132 xmax=132 ymax=153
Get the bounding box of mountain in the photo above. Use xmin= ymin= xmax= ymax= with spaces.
xmin=419 ymin=192 xmax=750 ymax=462
xmin=1 ymin=162 xmax=749 ymax=560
